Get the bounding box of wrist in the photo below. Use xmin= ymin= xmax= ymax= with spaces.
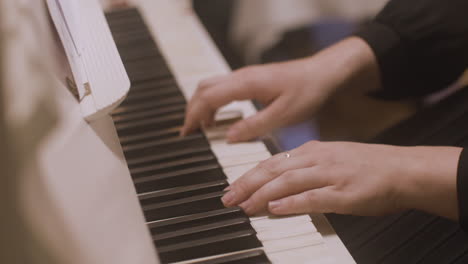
xmin=396 ymin=146 xmax=461 ymax=220
xmin=304 ymin=37 xmax=381 ymax=95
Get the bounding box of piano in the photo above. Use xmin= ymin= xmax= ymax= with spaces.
xmin=0 ymin=0 xmax=354 ymax=263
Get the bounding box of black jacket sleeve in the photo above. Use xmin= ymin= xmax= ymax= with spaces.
xmin=354 ymin=0 xmax=468 ymax=100
xmin=458 ymin=149 xmax=468 ymax=231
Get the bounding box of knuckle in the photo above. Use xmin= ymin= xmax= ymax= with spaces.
xmin=233 ymin=179 xmax=250 ymax=198
xmin=280 ymin=171 xmax=298 ymax=184
xmin=198 ymin=90 xmax=212 ymax=102
xmin=304 ymin=191 xmax=318 ymax=204
xmin=197 ymin=80 xmax=209 ymax=90
xmin=240 ymin=117 xmax=260 ymax=136
xmin=257 ymin=159 xmax=281 ymax=177
xmin=237 ymin=66 xmax=262 ymax=87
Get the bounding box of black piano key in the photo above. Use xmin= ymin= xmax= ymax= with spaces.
xmin=124 ymin=87 xmax=181 ymax=103
xmin=154 ymin=217 xmax=253 ymax=246
xmin=108 ymin=19 xmax=150 ymax=34
xmin=126 ymin=146 xmax=212 ymax=169
xmin=142 ymin=191 xmax=226 ymax=221
xmin=120 ymin=90 xmax=183 ymax=108
xmin=122 ymin=134 xmax=208 ymax=159
xmin=147 ymin=207 xmax=247 ymax=234
xmin=116 ymin=112 xmax=185 ymax=133
xmin=111 ymin=27 xmax=153 ymax=41
xmin=130 ymin=154 xmax=217 ymax=178
xmin=120 ymin=47 xmax=162 ymax=63
xmin=139 ymin=180 xmax=228 ymax=205
xmin=115 ymin=34 xmax=155 ymax=50
xmin=126 ymin=78 xmax=179 ymax=93
xmin=112 ymin=32 xmax=155 ymax=49
xmin=122 ymin=136 xmax=209 ymax=160
xmin=117 ymin=126 xmax=182 ymax=146
xmin=157 ymin=230 xmax=262 ymax=263
xmin=109 ymin=21 xmax=148 ymax=34
xmin=105 ymin=7 xmax=141 ymax=20
xmin=125 ymin=61 xmax=172 ymax=80
xmin=112 ymin=101 xmax=185 ymax=121
xmin=134 ymin=164 xmax=225 ymax=193
xmin=191 ymin=250 xmax=270 ymax=264
xmin=110 ymin=23 xmax=151 ymax=40
xmin=108 ymin=10 xmax=145 ymax=21
xmin=124 ymin=57 xmax=170 ymax=72
xmin=112 ymin=97 xmax=185 ymax=116
xmin=113 ymin=104 xmax=185 ymax=125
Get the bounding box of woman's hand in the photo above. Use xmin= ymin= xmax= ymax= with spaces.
xmin=181 ymin=37 xmax=380 ymax=142
xmin=222 ymin=141 xmax=461 ymax=220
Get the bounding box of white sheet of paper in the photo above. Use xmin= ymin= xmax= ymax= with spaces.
xmin=47 ymin=0 xmax=130 ymax=121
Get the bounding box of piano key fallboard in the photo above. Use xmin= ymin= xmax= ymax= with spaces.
xmin=106 ymin=7 xmax=335 ymax=264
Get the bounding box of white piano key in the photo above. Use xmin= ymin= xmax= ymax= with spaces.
xmin=210 ymin=140 xmax=268 ymax=158
xmin=256 ymin=223 xmax=317 ymax=241
xmin=218 ymin=151 xmax=271 ymax=168
xmin=204 ymin=125 xmax=230 ymax=140
xmin=268 ymin=243 xmax=334 ymax=264
xmin=263 ymin=232 xmax=324 ymax=254
xmin=251 ymin=215 xmax=312 ymax=230
xmin=223 ymin=162 xmax=258 ymax=182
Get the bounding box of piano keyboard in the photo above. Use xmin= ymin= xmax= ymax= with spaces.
xmin=106 ymin=7 xmax=331 ymax=264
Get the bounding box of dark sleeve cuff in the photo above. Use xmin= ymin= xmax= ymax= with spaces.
xmin=354 ymin=22 xmax=411 ymax=100
xmin=457 ymin=148 xmax=468 ymax=232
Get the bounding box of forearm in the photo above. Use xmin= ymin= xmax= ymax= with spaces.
xmin=282 ymin=37 xmax=381 ymax=100
xmin=397 ymin=146 xmax=462 ymax=220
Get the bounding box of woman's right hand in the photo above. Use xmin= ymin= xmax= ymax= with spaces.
xmin=181 ymin=37 xmax=379 ymax=142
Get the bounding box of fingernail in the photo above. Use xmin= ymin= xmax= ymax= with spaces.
xmin=268 ymin=200 xmax=282 ymax=211
xmin=226 ymin=129 xmax=239 ymax=143
xmin=221 ymin=191 xmax=236 ymax=206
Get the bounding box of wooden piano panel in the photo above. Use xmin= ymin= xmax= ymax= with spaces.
xmin=1 ymin=1 xmax=158 ymax=263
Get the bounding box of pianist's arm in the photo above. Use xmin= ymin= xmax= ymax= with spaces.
xmin=182 ymin=0 xmax=468 ymax=230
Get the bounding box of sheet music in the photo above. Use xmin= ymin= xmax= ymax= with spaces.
xmin=47 ymin=0 xmax=130 ymax=121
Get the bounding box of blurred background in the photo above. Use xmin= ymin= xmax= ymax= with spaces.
xmin=192 ymin=0 xmax=418 ymax=151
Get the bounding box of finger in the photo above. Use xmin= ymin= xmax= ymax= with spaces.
xmin=268 ymin=187 xmax=338 ymax=215
xmin=222 ymin=149 xmax=306 ymax=207
xmin=198 ymin=75 xmax=228 ymax=88
xmin=226 ymin=97 xmax=287 ymax=142
xmin=187 ymin=75 xmax=230 ymax=129
xmin=182 ymin=99 xmax=216 ymax=135
xmin=239 ymin=167 xmax=329 ymax=215
xmin=181 ymin=72 xmax=256 ymax=136
xmin=182 ymin=67 xmax=269 ymax=136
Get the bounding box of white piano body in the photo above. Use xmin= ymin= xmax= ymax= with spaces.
xmin=0 ymin=0 xmax=354 ymax=263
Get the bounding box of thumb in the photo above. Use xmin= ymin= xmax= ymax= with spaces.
xmin=226 ymin=98 xmax=286 ymax=142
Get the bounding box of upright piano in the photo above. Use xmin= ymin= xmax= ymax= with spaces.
xmin=0 ymin=0 xmax=354 ymax=263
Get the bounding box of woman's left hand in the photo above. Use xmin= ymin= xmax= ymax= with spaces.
xmin=221 ymin=141 xmax=461 ymax=220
